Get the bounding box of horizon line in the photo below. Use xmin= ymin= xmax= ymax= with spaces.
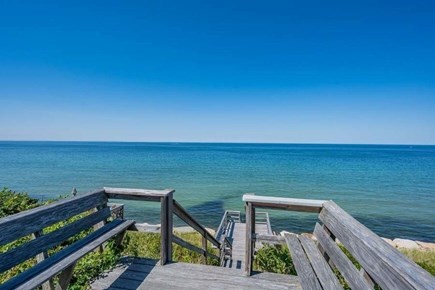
xmin=0 ymin=139 xmax=434 ymax=146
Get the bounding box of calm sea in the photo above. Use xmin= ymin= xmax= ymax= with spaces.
xmin=0 ymin=141 xmax=434 ymax=241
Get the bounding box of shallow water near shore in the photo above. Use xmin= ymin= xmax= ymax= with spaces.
xmin=1 ymin=141 xmax=434 ymax=241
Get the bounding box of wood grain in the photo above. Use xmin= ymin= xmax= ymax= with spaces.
xmin=298 ymin=235 xmax=343 ymax=290
xmin=320 ymin=201 xmax=435 ymax=290
xmin=284 ymin=233 xmax=322 ymax=290
xmin=0 ymin=189 xmax=107 ymax=247
xmin=1 ymin=219 xmax=134 ymax=290
xmin=314 ymin=223 xmax=372 ymax=290
xmin=0 ymin=207 xmax=111 ymax=273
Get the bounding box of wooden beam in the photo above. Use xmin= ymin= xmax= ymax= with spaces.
xmin=244 ymin=202 xmax=255 ymax=276
xmin=32 ymin=231 xmax=55 ymax=290
xmin=284 ymin=233 xmax=322 ymax=290
xmin=313 ymin=223 xmax=372 ymax=290
xmin=55 ymin=262 xmax=76 ymax=290
xmin=320 ymin=201 xmax=435 ymax=290
xmin=242 ymin=194 xmax=325 ymax=213
xmin=173 ymin=201 xmax=220 ymax=248
xmin=0 ymin=189 xmax=107 ymax=247
xmin=172 ymin=235 xmax=220 ymax=261
xmin=104 ymin=187 xmax=174 ymax=202
xmin=254 ymin=234 xmax=285 ymax=245
xmin=0 ymin=207 xmax=111 ymax=273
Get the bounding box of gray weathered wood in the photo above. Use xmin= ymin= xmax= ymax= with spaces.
xmin=32 ymin=231 xmax=55 ymax=290
xmin=173 ymin=200 xmax=220 ymax=248
xmin=0 ymin=189 xmax=107 ymax=247
xmin=244 ymin=202 xmax=255 ymax=275
xmin=254 ymin=233 xmax=286 ymax=245
xmin=1 ymin=219 xmax=134 ymax=290
xmin=284 ymin=233 xmax=322 ymax=290
xmin=0 ymin=207 xmax=111 ymax=273
xmin=313 ymin=223 xmax=372 ymax=290
xmin=298 ymin=235 xmax=343 ymax=290
xmin=202 ymin=235 xmax=208 ymax=264
xmin=160 ymin=194 xmax=173 ymax=265
xmin=243 ymin=194 xmax=325 ymax=213
xmin=55 ymin=262 xmax=76 ymax=290
xmin=90 ymin=257 xmax=302 ymax=290
xmin=172 ymin=235 xmax=220 ymax=261
xmin=320 ymin=201 xmax=435 ymax=290
xmin=104 ymin=187 xmax=174 ymax=202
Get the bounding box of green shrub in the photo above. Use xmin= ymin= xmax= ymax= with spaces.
xmin=254 ymin=244 xmax=296 ymax=275
xmin=0 ymin=188 xmax=39 ymax=218
xmin=123 ymin=231 xmax=219 ymax=266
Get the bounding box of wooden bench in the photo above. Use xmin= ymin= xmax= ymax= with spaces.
xmin=244 ymin=195 xmax=435 ymax=290
xmin=0 ymin=189 xmax=135 ymax=290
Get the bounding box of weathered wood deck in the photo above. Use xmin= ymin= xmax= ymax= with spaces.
xmin=90 ymin=257 xmax=301 ymax=290
xmin=222 ymin=222 xmax=269 ymax=270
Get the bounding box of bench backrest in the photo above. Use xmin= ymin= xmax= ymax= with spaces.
xmin=0 ymin=189 xmax=109 ymax=274
xmin=316 ymin=201 xmax=435 ymax=290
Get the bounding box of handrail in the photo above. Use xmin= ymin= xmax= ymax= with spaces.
xmin=173 ymin=200 xmax=220 ymax=248
xmin=172 ymin=199 xmax=232 ymax=266
xmin=215 ymin=210 xmax=229 ymax=242
xmin=105 ymin=187 xmax=231 ymax=266
xmin=255 ymin=211 xmax=272 ymax=235
xmin=243 ymin=194 xmax=326 ymax=213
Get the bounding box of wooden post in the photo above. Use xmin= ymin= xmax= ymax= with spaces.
xmin=32 ymin=231 xmax=55 ymax=290
xmin=160 ymin=192 xmax=173 ymax=265
xmin=56 ymin=262 xmax=76 ymax=290
xmin=202 ymin=235 xmax=208 ymax=265
xmin=245 ymin=202 xmax=255 ymax=275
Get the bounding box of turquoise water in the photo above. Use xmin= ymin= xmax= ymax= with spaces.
xmin=0 ymin=141 xmax=434 ymax=241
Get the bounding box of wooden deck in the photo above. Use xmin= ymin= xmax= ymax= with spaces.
xmin=222 ymin=222 xmax=269 ymax=270
xmin=90 ymin=257 xmax=301 ymax=290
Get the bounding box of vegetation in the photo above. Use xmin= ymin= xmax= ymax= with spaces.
xmin=123 ymin=231 xmax=219 ymax=265
xmin=401 ymin=249 xmax=435 ymax=276
xmin=0 ymin=188 xmax=39 ymax=217
xmin=254 ymin=244 xmax=296 ymax=275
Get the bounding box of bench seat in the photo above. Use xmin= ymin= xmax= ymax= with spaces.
xmin=0 ymin=189 xmax=136 ymax=290
xmin=283 ymin=201 xmax=435 ymax=290
xmin=1 ymin=219 xmax=134 ymax=290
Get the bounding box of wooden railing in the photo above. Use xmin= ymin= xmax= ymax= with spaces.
xmin=215 ymin=210 xmax=240 ymax=242
xmin=255 ymin=211 xmax=272 ymax=235
xmin=105 ymin=187 xmax=230 ymax=266
xmin=243 ymin=194 xmax=326 ymax=275
xmin=172 ymin=200 xmax=230 ymax=265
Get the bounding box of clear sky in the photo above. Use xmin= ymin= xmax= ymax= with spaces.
xmin=1 ymin=1 xmax=434 ymax=144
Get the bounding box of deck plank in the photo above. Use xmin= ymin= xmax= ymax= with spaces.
xmin=91 ymin=257 xmax=301 ymax=290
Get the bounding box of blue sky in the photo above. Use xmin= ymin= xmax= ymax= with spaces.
xmin=1 ymin=1 xmax=434 ymax=144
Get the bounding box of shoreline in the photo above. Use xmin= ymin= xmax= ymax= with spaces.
xmin=135 ymin=222 xmax=435 ymax=251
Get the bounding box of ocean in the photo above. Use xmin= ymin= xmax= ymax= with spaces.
xmin=0 ymin=141 xmax=434 ymax=241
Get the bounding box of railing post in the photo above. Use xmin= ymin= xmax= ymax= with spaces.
xmin=160 ymin=192 xmax=173 ymax=265
xmin=245 ymin=201 xmax=255 ymax=276
xmin=202 ymin=235 xmax=208 ymax=264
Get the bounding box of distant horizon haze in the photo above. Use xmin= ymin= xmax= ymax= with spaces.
xmin=0 ymin=140 xmax=434 ymax=146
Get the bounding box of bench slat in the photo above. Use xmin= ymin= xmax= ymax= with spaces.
xmin=0 ymin=207 xmax=111 ymax=273
xmin=313 ymin=223 xmax=372 ymax=290
xmin=0 ymin=189 xmax=107 ymax=247
xmin=298 ymin=235 xmax=343 ymax=290
xmin=320 ymin=201 xmax=435 ymax=290
xmin=284 ymin=233 xmax=322 ymax=290
xmin=0 ymin=219 xmax=134 ymax=290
